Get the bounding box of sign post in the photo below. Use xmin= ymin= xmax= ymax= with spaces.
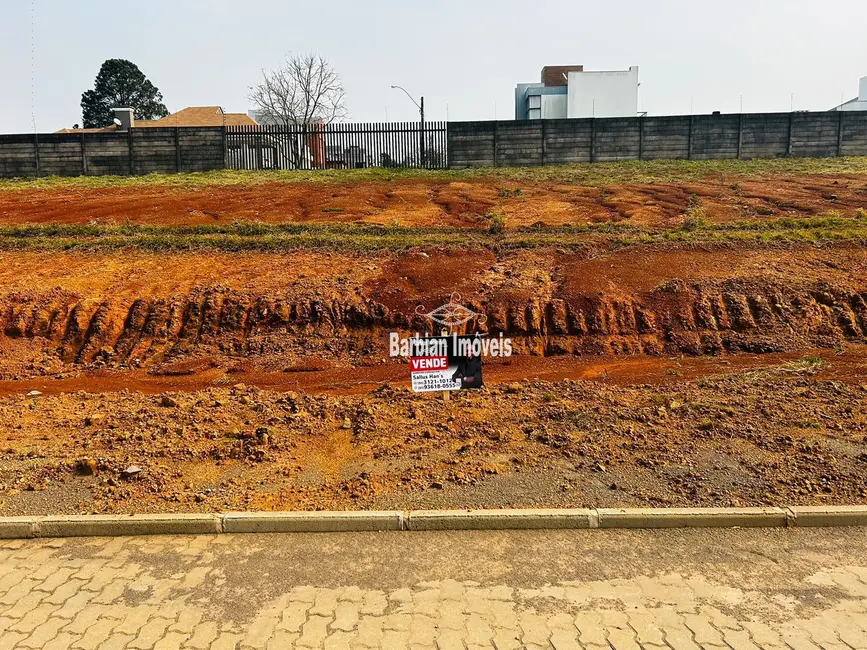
xmin=408 ymin=333 xmax=484 ymax=396
xmin=441 ymin=329 xmax=450 ymax=402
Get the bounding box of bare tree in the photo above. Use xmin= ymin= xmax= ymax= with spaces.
xmin=249 ymin=53 xmax=347 ymax=127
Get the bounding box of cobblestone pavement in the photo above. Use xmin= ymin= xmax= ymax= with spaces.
xmin=1 ymin=527 xmax=866 ymax=649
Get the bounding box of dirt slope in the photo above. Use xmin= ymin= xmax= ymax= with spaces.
xmin=1 ymin=245 xmax=866 ymax=376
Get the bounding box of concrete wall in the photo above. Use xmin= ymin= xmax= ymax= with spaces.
xmin=448 ymin=111 xmax=867 ymax=168
xmin=3 ymin=113 xmax=867 ymax=177
xmin=567 ymin=67 xmax=639 ymax=118
xmin=0 ymin=127 xmax=225 ymax=178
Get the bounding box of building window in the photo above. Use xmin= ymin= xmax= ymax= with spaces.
xmin=527 ymin=95 xmax=542 ymax=120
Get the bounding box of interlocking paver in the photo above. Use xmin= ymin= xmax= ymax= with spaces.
xmin=70 ymin=617 xmax=119 ymax=649
xmin=266 ymin=630 xmax=301 ymax=649
xmin=683 ymin=612 xmax=726 ymax=646
xmin=331 ymin=602 xmax=359 ymax=632
xmin=607 ymin=626 xmax=640 ymax=650
xmin=435 ymin=628 xmax=464 ymax=650
xmin=549 ymin=628 xmax=581 ymax=650
xmin=210 ymin=633 xmax=244 ymax=650
xmin=46 ymin=579 xmax=88 ymax=606
xmin=240 ymin=614 xmax=279 ymax=649
xmin=128 ymin=617 xmax=173 ymax=649
xmin=0 ymin=533 xmax=865 ymax=650
xmin=100 ymin=632 xmax=135 ymax=650
xmin=181 ymin=620 xmax=218 ymax=649
xmin=0 ymin=631 xmax=28 ymax=650
xmin=574 ymin=612 xmax=607 ymax=646
xmin=297 ymin=615 xmax=332 ymax=648
xmin=43 ymin=633 xmax=82 ymax=650
xmin=10 ymin=603 xmax=61 ymax=634
xmin=18 ymin=616 xmax=68 ymax=648
xmin=152 ymin=631 xmax=188 ymax=650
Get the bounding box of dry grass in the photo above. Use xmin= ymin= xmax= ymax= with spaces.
xmin=2 ymin=156 xmax=867 ymax=192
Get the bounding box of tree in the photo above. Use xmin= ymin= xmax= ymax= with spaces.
xmin=81 ymin=59 xmax=169 ymax=128
xmin=249 ymin=53 xmax=347 ymax=128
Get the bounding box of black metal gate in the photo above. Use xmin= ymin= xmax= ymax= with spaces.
xmin=226 ymin=121 xmax=447 ymax=170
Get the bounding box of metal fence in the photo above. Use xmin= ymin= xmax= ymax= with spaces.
xmin=226 ymin=121 xmax=448 ymax=171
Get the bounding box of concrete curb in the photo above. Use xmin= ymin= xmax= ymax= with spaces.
xmin=1 ymin=506 xmax=866 ymax=539
xmin=597 ymin=507 xmax=789 ymax=529
xmin=406 ymin=508 xmax=596 ymax=531
xmin=222 ymin=511 xmax=403 ymax=534
xmin=786 ymin=505 xmax=867 ymax=527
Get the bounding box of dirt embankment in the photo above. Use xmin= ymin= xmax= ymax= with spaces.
xmin=2 ymin=245 xmax=867 ymax=376
xmin=1 ymin=174 xmax=866 ymax=228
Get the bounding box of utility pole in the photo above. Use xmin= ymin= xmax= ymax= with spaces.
xmin=391 ymin=85 xmax=425 ymax=167
xmin=420 ymin=96 xmax=425 ymax=168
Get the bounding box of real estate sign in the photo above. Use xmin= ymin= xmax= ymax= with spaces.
xmin=407 ymin=335 xmax=483 ymax=393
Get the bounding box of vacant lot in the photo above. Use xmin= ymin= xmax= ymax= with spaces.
xmin=1 ymin=158 xmax=866 ymax=515
xmin=1 ymin=157 xmax=866 ymax=229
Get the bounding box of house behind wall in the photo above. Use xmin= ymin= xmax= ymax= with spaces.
xmin=516 ymin=66 xmax=639 ymax=120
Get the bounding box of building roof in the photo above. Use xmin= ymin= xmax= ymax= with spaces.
xmin=136 ymin=106 xmax=257 ymax=128
xmin=55 ymin=125 xmax=119 ymax=134
xmin=56 ymin=106 xmax=258 ymax=133
xmin=541 ymin=65 xmax=584 ymax=87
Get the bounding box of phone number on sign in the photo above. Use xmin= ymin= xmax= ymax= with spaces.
xmin=411 ymin=373 xmax=460 ymax=392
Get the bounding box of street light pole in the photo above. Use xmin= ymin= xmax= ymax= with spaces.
xmin=391 ymin=85 xmax=425 ymax=167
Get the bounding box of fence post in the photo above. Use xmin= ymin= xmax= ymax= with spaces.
xmin=736 ymin=114 xmax=743 ymax=160
xmin=492 ymin=121 xmax=499 ymax=167
xmin=128 ymin=129 xmax=134 ymax=175
xmin=837 ymin=111 xmax=844 ymax=157
xmin=787 ymin=113 xmax=794 ymax=157
xmin=222 ymin=127 xmax=228 ymax=169
xmin=80 ymin=132 xmax=88 ymax=175
xmin=590 ymin=119 xmax=596 ymax=163
xmin=638 ymin=116 xmax=644 ymax=161
xmin=33 ymin=133 xmax=41 ymax=177
xmin=687 ymin=115 xmax=693 ymax=160
xmin=541 ymin=120 xmax=547 ymax=166
xmin=175 ymin=127 xmax=181 ymax=173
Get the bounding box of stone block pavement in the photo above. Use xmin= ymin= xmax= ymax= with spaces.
xmin=0 ymin=527 xmax=866 ymax=649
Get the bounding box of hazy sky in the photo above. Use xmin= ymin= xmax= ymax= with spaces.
xmin=2 ymin=0 xmax=866 ymax=133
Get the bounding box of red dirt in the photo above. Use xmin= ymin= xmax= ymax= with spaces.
xmin=1 ymin=347 xmax=865 ymax=399
xmin=2 ymin=174 xmax=867 ymax=228
xmin=2 ymin=174 xmax=867 ymax=515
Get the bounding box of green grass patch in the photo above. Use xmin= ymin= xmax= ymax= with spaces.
xmin=1 ymin=213 xmax=867 ymax=253
xmin=2 ymin=156 xmax=867 ymax=192
xmin=778 ymin=357 xmax=826 ymax=375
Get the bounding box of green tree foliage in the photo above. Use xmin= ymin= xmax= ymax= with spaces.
xmin=81 ymin=59 xmax=169 ymax=128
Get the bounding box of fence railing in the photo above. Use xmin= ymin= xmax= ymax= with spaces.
xmin=225 ymin=122 xmax=448 ymax=171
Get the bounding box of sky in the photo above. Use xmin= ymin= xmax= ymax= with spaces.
xmin=1 ymin=0 xmax=866 ymax=133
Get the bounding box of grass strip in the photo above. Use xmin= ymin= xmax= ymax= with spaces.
xmin=2 ymin=156 xmax=867 ymax=192
xmin=0 ymin=215 xmax=866 ymax=253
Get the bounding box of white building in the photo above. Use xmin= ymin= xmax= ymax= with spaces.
xmin=515 ymin=65 xmax=639 ymax=120
xmin=831 ymin=76 xmax=867 ymax=111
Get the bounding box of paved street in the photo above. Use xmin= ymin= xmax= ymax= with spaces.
xmin=1 ymin=527 xmax=866 ymax=649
